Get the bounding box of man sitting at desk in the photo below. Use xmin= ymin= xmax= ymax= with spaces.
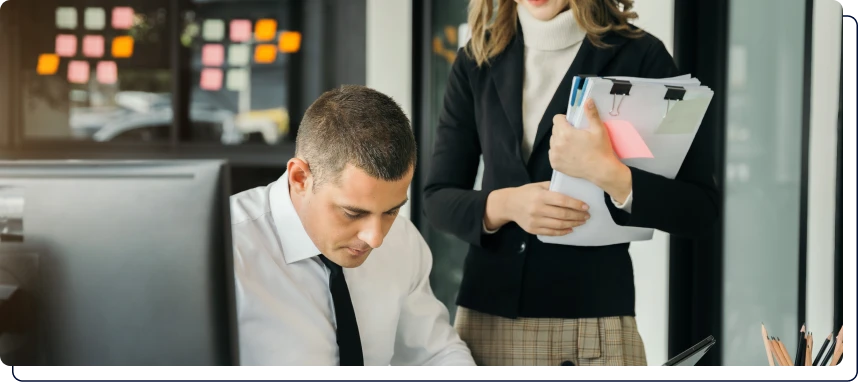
xmin=230 ymin=85 xmax=475 ymax=366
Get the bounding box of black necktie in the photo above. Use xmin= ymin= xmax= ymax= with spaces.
xmin=319 ymin=255 xmax=364 ymax=366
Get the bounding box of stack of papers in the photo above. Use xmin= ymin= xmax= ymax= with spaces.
xmin=539 ymin=75 xmax=714 ymax=247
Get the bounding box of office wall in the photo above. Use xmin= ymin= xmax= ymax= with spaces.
xmin=806 ymin=0 xmax=841 ymax=356
xmin=628 ymin=0 xmax=674 ymax=366
xmin=366 ymin=0 xmax=413 ymax=219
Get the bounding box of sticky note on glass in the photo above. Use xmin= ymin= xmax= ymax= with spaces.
xmin=255 ymin=19 xmax=277 ymax=41
xmin=55 ymin=34 xmax=77 ymax=57
xmin=230 ymin=19 xmax=252 ymax=42
xmin=68 ymin=61 xmax=90 ymax=84
xmin=112 ymin=36 xmax=134 ymax=58
xmin=37 ymin=54 xmax=60 ymax=75
xmin=654 ymin=97 xmax=711 ymax=135
xmin=112 ymin=7 xmax=135 ymax=30
xmin=202 ymin=20 xmax=225 ymax=41
xmin=56 ymin=7 xmax=77 ymax=30
xmin=254 ymin=44 xmax=276 ymax=64
xmin=201 ymin=44 xmax=224 ymax=67
xmin=83 ymin=35 xmax=105 ymax=58
xmin=200 ymin=68 xmax=223 ymax=91
xmin=279 ymin=31 xmax=301 ymax=53
xmin=226 ymin=68 xmax=249 ymax=91
xmin=96 ymin=61 xmax=118 ymax=84
xmin=85 ymin=8 xmax=106 ymax=30
xmin=603 ymin=120 xmax=653 ymax=159
xmin=228 ymin=45 xmax=251 ymax=66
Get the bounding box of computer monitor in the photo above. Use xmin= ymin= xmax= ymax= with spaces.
xmin=662 ymin=335 xmax=716 ymax=366
xmin=0 ymin=160 xmax=237 ymax=366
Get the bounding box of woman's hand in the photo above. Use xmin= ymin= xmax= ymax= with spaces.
xmin=549 ymin=98 xmax=633 ymax=203
xmin=484 ymin=182 xmax=590 ymax=236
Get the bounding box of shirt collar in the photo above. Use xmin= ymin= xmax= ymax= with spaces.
xmin=269 ymin=171 xmax=321 ymax=264
xmin=517 ymin=4 xmax=585 ymax=51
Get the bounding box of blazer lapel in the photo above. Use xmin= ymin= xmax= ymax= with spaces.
xmin=529 ymin=32 xmax=631 ymax=159
xmin=490 ymin=28 xmax=526 ymax=162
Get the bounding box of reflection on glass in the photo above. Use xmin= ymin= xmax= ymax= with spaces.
xmin=185 ymin=1 xmax=300 ymax=145
xmin=424 ymin=0 xmax=470 ymax=317
xmin=20 ymin=1 xmax=173 ymax=142
xmin=722 ymin=0 xmax=805 ymax=366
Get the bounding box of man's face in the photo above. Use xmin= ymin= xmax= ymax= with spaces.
xmin=290 ymin=162 xmax=412 ymax=268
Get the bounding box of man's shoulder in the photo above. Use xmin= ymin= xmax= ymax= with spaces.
xmin=388 ymin=214 xmax=423 ymax=245
xmin=376 ymin=215 xmax=430 ymax=270
xmin=230 ymin=185 xmax=272 ymax=226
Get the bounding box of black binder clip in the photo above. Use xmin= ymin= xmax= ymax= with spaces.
xmin=576 ymin=74 xmax=597 ymax=90
xmin=663 ymin=85 xmax=686 ymax=117
xmin=609 ymin=79 xmax=632 ymax=116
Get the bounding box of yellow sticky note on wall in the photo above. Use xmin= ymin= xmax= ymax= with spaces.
xmin=254 ymin=44 xmax=277 ymax=64
xmin=37 ymin=54 xmax=60 ymax=75
xmin=278 ymin=31 xmax=301 ymax=53
xmin=112 ymin=36 xmax=135 ymax=58
xmin=255 ymin=19 xmax=277 ymax=42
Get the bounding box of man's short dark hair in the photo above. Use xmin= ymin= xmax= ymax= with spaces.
xmin=296 ymin=85 xmax=417 ymax=189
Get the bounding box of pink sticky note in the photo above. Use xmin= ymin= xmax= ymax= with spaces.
xmin=82 ymin=35 xmax=105 ymax=58
xmin=68 ymin=61 xmax=90 ymax=84
xmin=96 ymin=61 xmax=118 ymax=84
xmin=200 ymin=68 xmax=223 ymax=91
xmin=112 ymin=7 xmax=135 ymax=30
xmin=55 ymin=34 xmax=77 ymax=57
xmin=230 ymin=19 xmax=252 ymax=42
xmin=201 ymin=44 xmax=224 ymax=67
xmin=603 ymin=120 xmax=653 ymax=159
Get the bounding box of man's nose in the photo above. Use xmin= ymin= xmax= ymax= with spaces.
xmin=357 ymin=217 xmax=384 ymax=249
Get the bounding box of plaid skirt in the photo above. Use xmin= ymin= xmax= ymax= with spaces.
xmin=454 ymin=307 xmax=647 ymax=366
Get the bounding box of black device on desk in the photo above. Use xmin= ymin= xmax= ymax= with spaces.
xmin=663 ymin=335 xmax=716 ymax=366
xmin=0 ymin=160 xmax=237 ymax=366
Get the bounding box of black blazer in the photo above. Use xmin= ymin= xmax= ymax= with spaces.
xmin=423 ymin=27 xmax=720 ymax=320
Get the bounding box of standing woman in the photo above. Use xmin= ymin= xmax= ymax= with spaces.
xmin=423 ymin=0 xmax=718 ymax=366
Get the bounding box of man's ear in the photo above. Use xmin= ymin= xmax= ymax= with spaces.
xmin=287 ymin=158 xmax=313 ymax=195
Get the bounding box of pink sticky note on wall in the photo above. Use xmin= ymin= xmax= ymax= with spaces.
xmin=68 ymin=61 xmax=90 ymax=84
xmin=200 ymin=68 xmax=223 ymax=91
xmin=603 ymin=120 xmax=653 ymax=159
xmin=201 ymin=44 xmax=224 ymax=67
xmin=83 ymin=35 xmax=105 ymax=58
xmin=112 ymin=7 xmax=135 ymax=30
xmin=97 ymin=61 xmax=118 ymax=84
xmin=55 ymin=35 xmax=77 ymax=57
xmin=230 ymin=19 xmax=252 ymax=42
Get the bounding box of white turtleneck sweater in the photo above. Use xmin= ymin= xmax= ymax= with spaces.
xmin=482 ymin=6 xmax=629 ymax=234
xmin=518 ymin=5 xmax=585 ymax=162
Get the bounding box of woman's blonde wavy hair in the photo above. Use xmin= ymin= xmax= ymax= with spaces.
xmin=466 ymin=0 xmax=644 ymax=66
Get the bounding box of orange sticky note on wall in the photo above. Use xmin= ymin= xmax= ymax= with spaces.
xmin=255 ymin=19 xmax=277 ymax=41
xmin=603 ymin=120 xmax=653 ymax=159
xmin=55 ymin=34 xmax=77 ymax=57
xmin=112 ymin=36 xmax=134 ymax=58
xmin=37 ymin=54 xmax=60 ymax=75
xmin=278 ymin=31 xmax=301 ymax=53
xmin=254 ymin=44 xmax=277 ymax=64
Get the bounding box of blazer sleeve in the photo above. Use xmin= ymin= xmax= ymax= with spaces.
xmin=422 ymin=49 xmax=494 ymax=247
xmin=604 ymin=37 xmax=720 ymax=238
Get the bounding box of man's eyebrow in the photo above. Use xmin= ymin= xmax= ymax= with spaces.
xmin=341 ymin=198 xmax=408 ymax=215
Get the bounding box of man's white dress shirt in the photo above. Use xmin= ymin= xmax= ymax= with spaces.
xmin=230 ymin=173 xmax=475 ymax=366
